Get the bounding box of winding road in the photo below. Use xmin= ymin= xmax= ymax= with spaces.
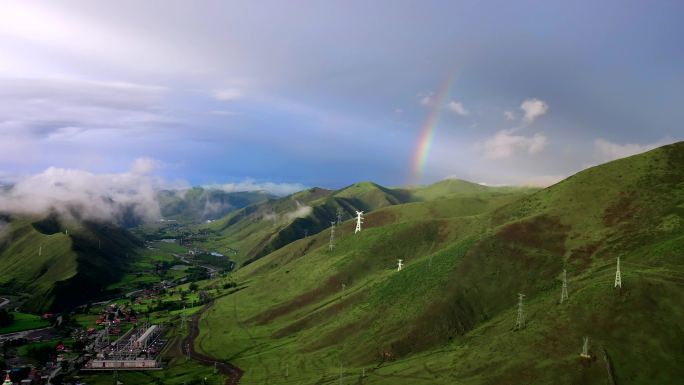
xmin=182 ymin=300 xmax=243 ymax=385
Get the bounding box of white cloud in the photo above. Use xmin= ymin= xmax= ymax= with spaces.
xmin=259 ymin=201 xmax=312 ymax=223
xmin=210 ymin=110 xmax=236 ymax=116
xmin=284 ymin=201 xmax=313 ymax=221
xmin=418 ymin=93 xmax=433 ymax=106
xmin=520 ymin=98 xmax=548 ymax=124
xmin=212 ymin=88 xmax=242 ymax=101
xmin=130 ymin=157 xmax=162 ymax=175
xmin=0 ymin=167 xmax=167 ymax=224
xmin=593 ymin=138 xmax=668 ymax=163
xmin=504 ymin=110 xmax=516 ymax=120
xmin=447 ymin=101 xmax=469 ymax=116
xmin=481 ymin=129 xmax=547 ymax=159
xmin=0 ymin=77 xmax=170 ymax=142
xmin=204 ymin=179 xmax=306 ymax=196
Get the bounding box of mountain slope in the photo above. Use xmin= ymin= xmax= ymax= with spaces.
xmin=199 ymin=181 xmax=533 ymax=266
xmin=0 ymin=214 xmax=140 ymax=312
xmin=158 ymin=188 xmax=273 ymax=223
xmin=196 ymin=141 xmax=684 ymax=384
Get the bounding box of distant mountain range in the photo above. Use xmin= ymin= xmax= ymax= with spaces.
xmin=199 ymin=179 xmax=536 ymax=266
xmin=157 ymin=187 xmax=274 ymax=223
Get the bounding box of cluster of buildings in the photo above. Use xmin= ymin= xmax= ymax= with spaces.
xmin=84 ymin=324 xmax=164 ymax=371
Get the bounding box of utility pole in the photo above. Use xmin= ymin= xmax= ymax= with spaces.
xmin=181 ymin=307 xmax=186 ymax=331
xmin=38 ymin=245 xmax=42 ymax=257
xmin=329 ymin=222 xmax=336 ymax=251
xmin=354 ymin=211 xmax=364 ymax=234
xmin=560 ymin=269 xmax=569 ymax=303
xmin=614 ymin=257 xmax=622 ymax=288
xmin=580 ymin=337 xmax=591 ymax=358
xmin=515 ymin=293 xmax=525 ymax=330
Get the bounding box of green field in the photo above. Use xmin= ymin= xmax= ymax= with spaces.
xmin=0 ymin=312 xmax=50 ymax=334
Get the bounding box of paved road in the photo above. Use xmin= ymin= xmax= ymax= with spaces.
xmin=0 ymin=326 xmax=55 ymax=342
xmin=0 ymin=298 xmax=9 ymax=308
xmin=182 ymin=301 xmax=243 ymax=385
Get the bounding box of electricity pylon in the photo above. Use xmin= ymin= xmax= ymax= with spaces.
xmin=354 ymin=211 xmax=364 ymax=234
xmin=397 ymin=259 xmax=403 ymax=271
xmin=38 ymin=245 xmax=42 ymax=256
xmin=580 ymin=336 xmax=591 ymax=358
xmin=515 ymin=293 xmax=525 ymax=330
xmin=560 ymin=269 xmax=569 ymax=303
xmin=614 ymin=257 xmax=622 ymax=288
xmin=329 ymin=221 xmax=336 ymax=251
xmin=336 ymin=208 xmax=343 ymax=225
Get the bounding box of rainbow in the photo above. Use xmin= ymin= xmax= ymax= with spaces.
xmin=409 ymin=76 xmax=453 ymax=185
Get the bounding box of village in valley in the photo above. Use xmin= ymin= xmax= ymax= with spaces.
xmin=0 ymin=223 xmax=237 ymax=385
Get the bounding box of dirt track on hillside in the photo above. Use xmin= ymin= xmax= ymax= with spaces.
xmin=182 ymin=301 xmax=244 ymax=385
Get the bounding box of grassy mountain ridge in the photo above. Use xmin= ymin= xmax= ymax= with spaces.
xmin=196 ymin=141 xmax=684 ymax=384
xmin=0 ymin=213 xmax=140 ymax=312
xmin=199 ymin=180 xmax=531 ymax=266
xmin=158 ymin=187 xmax=273 ymax=223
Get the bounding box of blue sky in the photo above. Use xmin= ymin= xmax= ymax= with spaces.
xmin=0 ymin=0 xmax=682 ymax=193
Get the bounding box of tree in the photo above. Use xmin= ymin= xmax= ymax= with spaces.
xmin=0 ymin=309 xmax=13 ymax=327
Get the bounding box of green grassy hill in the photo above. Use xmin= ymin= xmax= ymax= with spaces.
xmin=195 ymin=141 xmax=684 ymax=384
xmin=199 ymin=181 xmax=531 ymax=266
xmin=0 ymin=214 xmax=141 ymax=312
xmin=158 ymin=188 xmax=273 ymax=223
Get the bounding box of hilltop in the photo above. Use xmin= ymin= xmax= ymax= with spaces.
xmin=194 ymin=141 xmax=684 ymax=384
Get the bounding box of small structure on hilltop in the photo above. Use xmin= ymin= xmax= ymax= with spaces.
xmin=580 ymin=336 xmax=591 ymax=359
xmin=515 ymin=293 xmax=525 ymax=330
xmin=560 ymin=269 xmax=569 ymax=303
xmin=329 ymin=221 xmax=336 ymax=251
xmin=355 ymin=211 xmax=364 ymax=234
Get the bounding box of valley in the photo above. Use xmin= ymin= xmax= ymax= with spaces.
xmin=0 ymin=142 xmax=682 ymax=385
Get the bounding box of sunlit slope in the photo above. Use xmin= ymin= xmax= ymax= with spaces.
xmin=197 ymin=141 xmax=684 ymax=384
xmin=0 ymin=214 xmax=140 ymax=312
xmin=201 ymin=181 xmax=531 ymax=266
